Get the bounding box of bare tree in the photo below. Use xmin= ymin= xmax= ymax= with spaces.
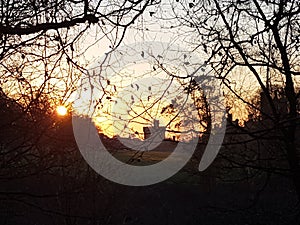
xmin=0 ymin=0 xmax=159 ymax=223
xmin=166 ymin=0 xmax=300 ymax=201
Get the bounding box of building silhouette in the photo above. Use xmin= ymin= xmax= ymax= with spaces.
xmin=143 ymin=119 xmax=165 ymax=140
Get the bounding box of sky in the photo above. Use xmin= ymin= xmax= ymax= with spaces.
xmin=69 ymin=1 xmax=257 ymax=138
xmin=4 ymin=0 xmax=298 ymax=139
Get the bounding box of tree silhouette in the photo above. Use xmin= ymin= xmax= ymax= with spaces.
xmin=0 ymin=1 xmax=159 ymax=223
xmin=168 ymin=0 xmax=300 ymax=202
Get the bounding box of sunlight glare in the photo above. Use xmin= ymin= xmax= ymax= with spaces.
xmin=56 ymin=105 xmax=68 ymax=116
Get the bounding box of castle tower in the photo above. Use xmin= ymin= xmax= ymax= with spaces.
xmin=143 ymin=119 xmax=165 ymax=140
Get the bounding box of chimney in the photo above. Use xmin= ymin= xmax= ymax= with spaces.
xmin=154 ymin=119 xmax=159 ymax=128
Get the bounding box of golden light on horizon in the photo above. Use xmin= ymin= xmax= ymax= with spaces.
xmin=56 ymin=105 xmax=68 ymax=116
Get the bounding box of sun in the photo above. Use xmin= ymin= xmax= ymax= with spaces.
xmin=56 ymin=105 xmax=68 ymax=116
